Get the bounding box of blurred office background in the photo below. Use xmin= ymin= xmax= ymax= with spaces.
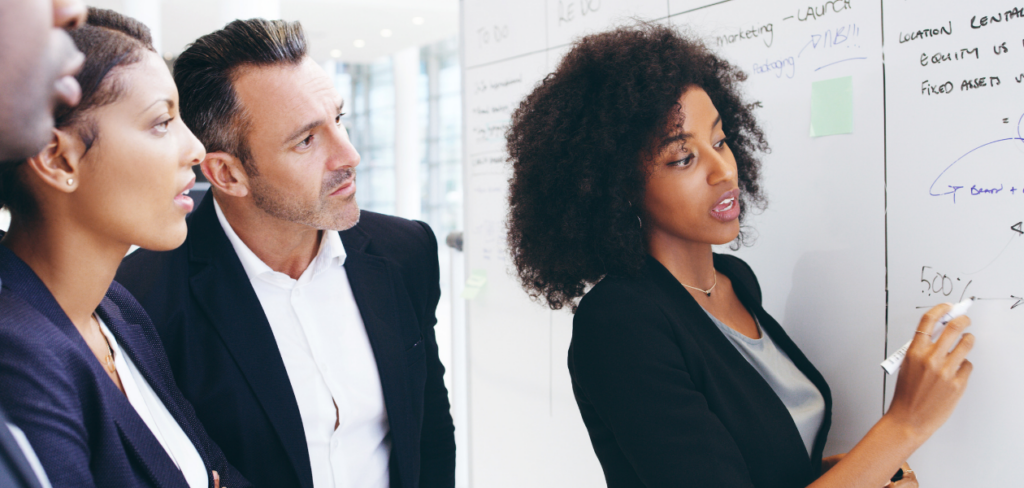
xmin=0 ymin=1 xmax=467 ymax=481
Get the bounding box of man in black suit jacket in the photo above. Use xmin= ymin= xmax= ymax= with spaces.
xmin=116 ymin=18 xmax=455 ymax=488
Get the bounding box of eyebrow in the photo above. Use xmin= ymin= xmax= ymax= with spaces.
xmin=283 ymin=100 xmax=345 ymax=145
xmin=659 ymin=114 xmax=722 ymax=149
xmin=139 ymin=98 xmax=174 ymax=116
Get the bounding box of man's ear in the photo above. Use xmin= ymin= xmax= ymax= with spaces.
xmin=23 ymin=128 xmax=86 ymax=193
xmin=201 ymin=152 xmax=250 ymax=198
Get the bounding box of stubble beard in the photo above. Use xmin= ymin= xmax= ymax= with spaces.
xmin=249 ymin=167 xmax=361 ymax=231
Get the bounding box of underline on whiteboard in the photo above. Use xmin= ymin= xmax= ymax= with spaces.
xmin=814 ymin=57 xmax=868 ymax=71
xmin=662 ymin=0 xmax=736 ymax=19
xmin=466 ymin=43 xmax=571 ymax=71
xmin=466 ymin=1 xmax=736 ymax=71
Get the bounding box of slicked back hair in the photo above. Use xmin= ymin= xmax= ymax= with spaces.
xmin=173 ymin=18 xmax=307 ymax=174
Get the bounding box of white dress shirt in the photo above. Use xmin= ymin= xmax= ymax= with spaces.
xmin=97 ymin=316 xmax=208 ymax=488
xmin=214 ymin=200 xmax=391 ymax=488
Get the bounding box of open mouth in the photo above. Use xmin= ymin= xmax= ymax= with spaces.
xmin=174 ymin=176 xmax=196 ymax=212
xmin=713 ymin=196 xmax=736 ymax=212
xmin=709 ymin=189 xmax=741 ymax=222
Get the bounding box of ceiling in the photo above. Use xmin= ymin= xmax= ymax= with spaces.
xmin=85 ymin=0 xmax=459 ymax=64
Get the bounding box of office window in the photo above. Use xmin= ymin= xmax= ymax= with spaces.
xmin=343 ymin=57 xmax=397 ymax=216
xmin=333 ymin=36 xmax=463 ymax=392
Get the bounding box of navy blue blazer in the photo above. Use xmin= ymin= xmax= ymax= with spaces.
xmin=0 ymin=242 xmax=251 ymax=488
xmin=569 ymin=254 xmax=832 ymax=488
xmin=116 ymin=194 xmax=456 ymax=488
xmin=0 ymin=270 xmax=45 ymax=488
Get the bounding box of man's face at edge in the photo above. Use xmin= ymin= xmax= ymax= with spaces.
xmin=0 ymin=0 xmax=86 ymax=162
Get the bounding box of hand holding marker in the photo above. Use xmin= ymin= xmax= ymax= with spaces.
xmin=880 ymin=298 xmax=974 ymax=375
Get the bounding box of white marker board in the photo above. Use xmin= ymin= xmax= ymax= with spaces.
xmin=882 ymin=2 xmax=1024 ymax=487
xmin=460 ymin=1 xmax=1024 ymax=486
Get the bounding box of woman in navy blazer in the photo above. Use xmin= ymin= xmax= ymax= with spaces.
xmin=0 ymin=8 xmax=249 ymax=488
xmin=505 ymin=24 xmax=976 ymax=487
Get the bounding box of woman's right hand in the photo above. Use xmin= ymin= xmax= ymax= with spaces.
xmin=886 ymin=303 xmax=975 ymax=443
xmin=809 ymin=303 xmax=974 ymax=488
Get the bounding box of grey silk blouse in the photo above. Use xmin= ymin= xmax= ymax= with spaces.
xmin=702 ymin=308 xmax=826 ymax=457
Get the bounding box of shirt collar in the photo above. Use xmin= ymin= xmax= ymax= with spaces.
xmin=213 ymin=198 xmax=347 ymax=285
xmin=316 ymin=225 xmax=347 ymax=271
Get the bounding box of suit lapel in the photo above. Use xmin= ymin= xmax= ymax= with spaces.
xmin=186 ymin=197 xmax=314 ymax=488
xmin=95 ymin=298 xmax=213 ymax=474
xmin=97 ymin=300 xmax=173 ymax=415
xmin=0 ymin=245 xmax=187 ymax=488
xmin=99 ymin=309 xmax=191 ymax=488
xmin=715 ymin=255 xmax=833 ymax=472
xmin=731 ymin=289 xmax=833 ymax=469
xmin=113 ymin=414 xmax=187 ymax=488
xmin=340 ymin=228 xmax=413 ymax=488
xmin=754 ymin=307 xmax=833 ymax=470
xmin=646 ymin=256 xmax=813 ymax=469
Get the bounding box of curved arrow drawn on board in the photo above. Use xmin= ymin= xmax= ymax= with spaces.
xmin=930 ymin=112 xmax=1024 ymax=199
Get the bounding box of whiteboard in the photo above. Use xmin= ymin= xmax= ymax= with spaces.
xmin=882 ymin=2 xmax=1024 ymax=486
xmin=460 ymin=0 xmax=1022 ymax=486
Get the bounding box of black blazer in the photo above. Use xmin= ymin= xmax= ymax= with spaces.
xmin=0 ymin=243 xmax=250 ymax=488
xmin=569 ymin=254 xmax=832 ymax=488
xmin=116 ymin=194 xmax=456 ymax=488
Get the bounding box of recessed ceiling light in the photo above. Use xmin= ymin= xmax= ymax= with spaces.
xmin=353 ymin=39 xmax=365 ymax=48
xmin=380 ymin=29 xmax=392 ymax=38
xmin=412 ymin=17 xmax=425 ymax=25
xmin=330 ymin=49 xmax=342 ymax=58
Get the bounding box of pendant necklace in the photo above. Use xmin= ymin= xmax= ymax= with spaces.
xmin=101 ymin=339 xmax=116 ymax=373
xmin=94 ymin=314 xmax=116 ymax=373
xmin=681 ymin=272 xmax=717 ymax=297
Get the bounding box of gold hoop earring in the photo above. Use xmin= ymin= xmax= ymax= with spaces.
xmin=628 ymin=200 xmax=642 ymax=229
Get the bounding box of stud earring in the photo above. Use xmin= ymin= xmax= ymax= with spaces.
xmin=66 ymin=178 xmax=74 ymax=186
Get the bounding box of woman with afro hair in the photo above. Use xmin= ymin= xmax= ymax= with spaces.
xmin=506 ymin=23 xmax=974 ymax=488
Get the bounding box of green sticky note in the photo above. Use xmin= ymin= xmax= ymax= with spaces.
xmin=809 ymin=76 xmax=853 ymax=137
xmin=462 ymin=269 xmax=488 ymax=300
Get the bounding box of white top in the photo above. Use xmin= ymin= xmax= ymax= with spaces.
xmin=96 ymin=316 xmax=208 ymax=488
xmin=702 ymin=309 xmax=825 ymax=457
xmin=6 ymin=423 xmax=52 ymax=488
xmin=214 ymin=199 xmax=391 ymax=488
